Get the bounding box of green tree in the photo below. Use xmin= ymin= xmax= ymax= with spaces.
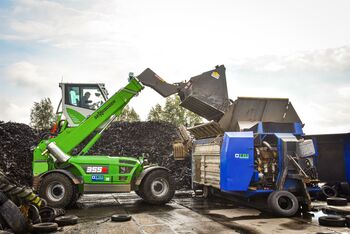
xmin=147 ymin=104 xmax=163 ymax=122
xmin=116 ymin=105 xmax=140 ymax=122
xmin=147 ymin=96 xmax=203 ymax=127
xmin=30 ymin=98 xmax=55 ymax=131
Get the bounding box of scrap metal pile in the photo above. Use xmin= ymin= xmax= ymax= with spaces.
xmin=0 ymin=121 xmax=191 ymax=190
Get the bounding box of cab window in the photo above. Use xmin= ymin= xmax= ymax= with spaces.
xmin=81 ymin=87 xmax=104 ymax=110
xmin=65 ymin=85 xmax=105 ymax=110
xmin=68 ymin=87 xmax=80 ymax=106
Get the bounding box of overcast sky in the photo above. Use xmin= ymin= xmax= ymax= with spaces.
xmin=0 ymin=0 xmax=349 ymax=134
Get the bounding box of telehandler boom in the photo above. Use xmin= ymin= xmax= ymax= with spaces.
xmin=32 ymin=70 xmax=178 ymax=208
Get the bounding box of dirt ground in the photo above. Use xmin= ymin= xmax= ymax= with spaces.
xmin=57 ymin=191 xmax=350 ymax=234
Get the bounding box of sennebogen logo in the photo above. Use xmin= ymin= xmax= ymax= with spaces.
xmin=235 ymin=153 xmax=249 ymax=159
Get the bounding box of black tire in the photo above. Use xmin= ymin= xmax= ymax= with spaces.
xmin=67 ymin=189 xmax=81 ymax=208
xmin=0 ymin=196 xmax=28 ymax=234
xmin=267 ymin=191 xmax=299 ymax=217
xmin=0 ymin=192 xmax=8 ymax=205
xmin=139 ymin=169 xmax=175 ymax=205
xmin=111 ymin=214 xmax=132 ymax=222
xmin=327 ymin=197 xmax=348 ymax=206
xmin=135 ymin=190 xmax=144 ymax=199
xmin=321 ymin=185 xmax=338 ymax=199
xmin=55 ymin=215 xmax=79 ymax=226
xmin=28 ymin=204 xmax=42 ymax=224
xmin=318 ymin=216 xmax=346 ymax=227
xmin=32 ymin=222 xmax=58 ymax=233
xmin=39 ymin=207 xmax=56 ymax=222
xmin=345 ymin=215 xmax=350 ymax=227
xmin=39 ymin=173 xmax=76 ymax=208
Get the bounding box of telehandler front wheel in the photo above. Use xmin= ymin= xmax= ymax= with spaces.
xmin=39 ymin=173 xmax=76 ymax=208
xmin=140 ymin=170 xmax=175 ymax=205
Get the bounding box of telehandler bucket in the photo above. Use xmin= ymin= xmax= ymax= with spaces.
xmin=137 ymin=65 xmax=230 ymax=121
xmin=178 ymin=65 xmax=230 ymax=121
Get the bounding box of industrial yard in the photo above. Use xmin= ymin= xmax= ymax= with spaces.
xmin=1 ymin=1 xmax=350 ymax=234
xmin=0 ymin=65 xmax=349 ymax=233
xmin=61 ymin=192 xmax=350 ymax=234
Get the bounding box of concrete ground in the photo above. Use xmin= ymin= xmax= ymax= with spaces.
xmin=58 ymin=192 xmax=350 ymax=234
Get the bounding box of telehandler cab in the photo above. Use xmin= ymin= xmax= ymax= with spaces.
xmin=32 ymin=69 xmax=183 ymax=208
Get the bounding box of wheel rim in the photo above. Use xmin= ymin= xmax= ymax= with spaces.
xmin=47 ymin=183 xmax=65 ymax=202
xmin=277 ymin=196 xmax=293 ymax=210
xmin=151 ymin=178 xmax=169 ymax=197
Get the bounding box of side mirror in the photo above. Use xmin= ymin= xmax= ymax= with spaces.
xmin=95 ymin=93 xmax=101 ymax=97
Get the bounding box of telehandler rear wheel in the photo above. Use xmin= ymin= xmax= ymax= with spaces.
xmin=39 ymin=173 xmax=76 ymax=208
xmin=139 ymin=170 xmax=175 ymax=205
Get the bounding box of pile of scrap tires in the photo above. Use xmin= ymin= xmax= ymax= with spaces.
xmin=0 ymin=121 xmax=192 ymax=190
xmin=0 ymin=174 xmax=78 ymax=233
xmin=0 ymin=121 xmax=39 ymax=186
xmin=86 ymin=121 xmax=191 ymax=190
xmin=318 ymin=195 xmax=350 ymax=228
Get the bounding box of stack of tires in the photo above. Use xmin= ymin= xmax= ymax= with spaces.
xmin=318 ymin=197 xmax=349 ymax=228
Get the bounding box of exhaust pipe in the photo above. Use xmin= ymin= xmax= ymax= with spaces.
xmin=47 ymin=142 xmax=71 ymax=163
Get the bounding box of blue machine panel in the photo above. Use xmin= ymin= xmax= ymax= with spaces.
xmin=345 ymin=133 xmax=350 ymax=182
xmin=220 ymin=131 xmax=254 ymax=191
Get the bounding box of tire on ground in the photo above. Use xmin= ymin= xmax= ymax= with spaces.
xmin=327 ymin=197 xmax=348 ymax=206
xmin=318 ymin=216 xmax=346 ymax=227
xmin=39 ymin=173 xmax=76 ymax=208
xmin=111 ymin=214 xmax=132 ymax=222
xmin=267 ymin=191 xmax=299 ymax=217
xmin=55 ymin=215 xmax=79 ymax=226
xmin=32 ymin=222 xmax=58 ymax=233
xmin=139 ymin=169 xmax=175 ymax=205
xmin=320 ymin=184 xmax=338 ymax=199
xmin=345 ymin=215 xmax=350 ymax=227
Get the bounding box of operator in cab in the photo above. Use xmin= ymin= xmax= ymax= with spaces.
xmin=81 ymin=92 xmax=92 ymax=108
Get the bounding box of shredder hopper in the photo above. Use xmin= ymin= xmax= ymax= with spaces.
xmin=187 ymin=97 xmax=302 ymax=139
xmin=218 ymin=97 xmax=302 ymax=132
xmin=138 ymin=65 xmax=303 ymax=138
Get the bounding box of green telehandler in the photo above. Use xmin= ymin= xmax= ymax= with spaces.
xmin=32 ymin=69 xmax=184 ymax=208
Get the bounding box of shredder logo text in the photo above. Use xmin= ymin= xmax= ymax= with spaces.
xmin=234 ymin=153 xmax=249 ymax=159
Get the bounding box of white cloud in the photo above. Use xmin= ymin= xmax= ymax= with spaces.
xmin=0 ymin=0 xmax=350 ymax=134
xmin=338 ymin=86 xmax=350 ymax=98
xmin=5 ymin=61 xmax=58 ymax=93
xmin=227 ymin=46 xmax=350 ymax=134
xmin=6 ymin=61 xmax=40 ymax=86
xmin=261 ymin=62 xmax=285 ymax=72
xmin=0 ymin=100 xmax=29 ymax=123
